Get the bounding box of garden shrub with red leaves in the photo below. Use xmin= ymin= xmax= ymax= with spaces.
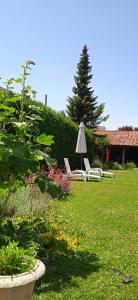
xmin=25 ymin=162 xmax=70 ymax=200
xmin=49 ymin=168 xmax=70 ymax=193
xmin=42 ymin=161 xmax=70 ymax=199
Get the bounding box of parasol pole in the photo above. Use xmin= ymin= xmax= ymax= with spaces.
xmin=81 ymin=153 xmax=83 ymax=170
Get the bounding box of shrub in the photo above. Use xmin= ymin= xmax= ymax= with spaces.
xmin=47 ymin=169 xmax=70 ymax=199
xmin=40 ymin=223 xmax=77 ymax=256
xmin=91 ymin=158 xmax=103 ymax=169
xmin=104 ymin=161 xmax=136 ymax=170
xmin=24 ymin=100 xmax=97 ymax=169
xmin=110 ymin=162 xmax=123 ymax=170
xmin=103 ymin=162 xmax=113 ymax=170
xmin=95 ymin=135 xmax=109 ymax=161
xmin=25 ymin=167 xmax=70 ymax=200
xmin=42 ymin=161 xmax=70 ymax=199
xmin=0 ymin=241 xmax=36 ymax=275
xmin=124 ymin=162 xmax=136 ymax=169
xmin=0 ymin=216 xmax=77 ymax=261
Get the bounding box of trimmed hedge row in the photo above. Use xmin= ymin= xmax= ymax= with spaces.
xmin=26 ymin=100 xmax=97 ymax=169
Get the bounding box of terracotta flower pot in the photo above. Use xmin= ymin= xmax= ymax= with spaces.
xmin=0 ymin=259 xmax=45 ymax=300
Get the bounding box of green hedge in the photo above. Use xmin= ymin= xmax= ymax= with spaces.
xmin=26 ymin=100 xmax=97 ymax=169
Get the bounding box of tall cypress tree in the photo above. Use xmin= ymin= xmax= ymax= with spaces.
xmin=66 ymin=45 xmax=108 ymax=127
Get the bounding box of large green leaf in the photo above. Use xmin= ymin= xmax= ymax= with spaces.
xmin=5 ymin=157 xmax=38 ymax=176
xmin=0 ymin=112 xmax=15 ymax=121
xmin=0 ymin=91 xmax=6 ymax=99
xmin=25 ymin=114 xmax=43 ymax=121
xmin=0 ymin=104 xmax=15 ymax=113
xmin=0 ymin=113 xmax=7 ymax=121
xmin=0 ymin=147 xmax=13 ymax=161
xmin=0 ymin=104 xmax=15 ymax=121
xmin=0 ymin=185 xmax=7 ymax=195
xmin=0 ymin=133 xmax=17 ymax=143
xmin=35 ymin=175 xmax=47 ymax=193
xmin=13 ymin=122 xmax=27 ymax=128
xmin=35 ymin=133 xmax=54 ymax=146
xmin=28 ymin=105 xmax=42 ymax=111
xmin=34 ymin=150 xmax=54 ymax=165
xmin=30 ymin=151 xmax=44 ymax=161
xmin=12 ymin=143 xmax=28 ymax=159
xmin=35 ymin=175 xmax=60 ymax=198
xmin=5 ymin=95 xmax=22 ymax=103
xmin=15 ymin=78 xmax=22 ymax=83
xmin=47 ymin=180 xmax=59 ymax=198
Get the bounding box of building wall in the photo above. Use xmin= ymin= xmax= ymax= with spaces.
xmin=110 ymin=146 xmax=138 ymax=165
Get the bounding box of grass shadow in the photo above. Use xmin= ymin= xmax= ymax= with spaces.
xmin=35 ymin=250 xmax=100 ymax=293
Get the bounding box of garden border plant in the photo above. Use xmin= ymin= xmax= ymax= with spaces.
xmin=0 ymin=60 xmax=57 ymax=299
xmin=0 ymin=60 xmax=76 ymax=300
xmin=0 ymin=60 xmax=57 ymax=219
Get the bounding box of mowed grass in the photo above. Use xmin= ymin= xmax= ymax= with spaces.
xmin=33 ymin=169 xmax=138 ymax=300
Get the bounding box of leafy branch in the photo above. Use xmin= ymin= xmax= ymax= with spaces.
xmin=0 ymin=60 xmax=55 ymax=218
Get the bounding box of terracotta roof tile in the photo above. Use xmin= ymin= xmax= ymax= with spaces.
xmin=96 ymin=130 xmax=138 ymax=146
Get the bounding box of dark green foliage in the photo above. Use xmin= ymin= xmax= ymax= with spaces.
xmin=124 ymin=162 xmax=136 ymax=169
xmin=66 ymin=45 xmax=108 ymax=127
xmin=24 ymin=100 xmax=97 ymax=169
xmin=91 ymin=158 xmax=103 ymax=169
xmin=35 ymin=174 xmax=62 ymax=198
xmin=0 ymin=216 xmax=48 ymax=252
xmin=104 ymin=161 xmax=136 ymax=170
xmin=46 ymin=181 xmax=61 ymax=199
xmin=95 ymin=135 xmax=109 ymax=161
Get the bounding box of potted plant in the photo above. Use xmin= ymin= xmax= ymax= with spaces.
xmin=0 ymin=60 xmax=54 ymax=299
xmin=0 ymin=242 xmax=45 ymax=300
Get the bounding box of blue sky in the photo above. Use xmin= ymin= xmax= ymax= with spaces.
xmin=0 ymin=0 xmax=138 ymax=129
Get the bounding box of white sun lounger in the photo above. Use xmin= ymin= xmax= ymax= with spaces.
xmin=84 ymin=158 xmax=115 ymax=178
xmin=64 ymin=158 xmax=101 ymax=182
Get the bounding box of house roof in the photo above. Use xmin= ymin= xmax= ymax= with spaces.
xmin=95 ymin=129 xmax=138 ymax=146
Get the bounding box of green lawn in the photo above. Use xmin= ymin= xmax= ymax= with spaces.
xmin=33 ymin=169 xmax=138 ymax=300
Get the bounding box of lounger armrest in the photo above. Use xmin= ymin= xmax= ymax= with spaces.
xmin=86 ymin=169 xmax=101 ymax=176
xmin=72 ymin=169 xmax=85 ymax=175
